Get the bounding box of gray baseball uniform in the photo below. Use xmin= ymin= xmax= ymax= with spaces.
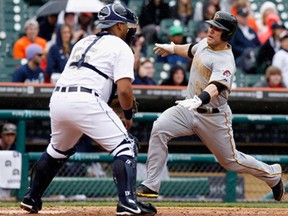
xmin=141 ymin=38 xmax=282 ymax=193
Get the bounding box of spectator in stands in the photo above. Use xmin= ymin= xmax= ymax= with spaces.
xmin=255 ymin=22 xmax=286 ymax=74
xmin=12 ymin=44 xmax=45 ymax=83
xmin=257 ymin=1 xmax=279 ymax=36
xmin=37 ymin=14 xmax=58 ymax=41
xmin=73 ymin=12 xmax=94 ymax=43
xmin=13 ymin=19 xmax=47 ymax=60
xmin=133 ymin=57 xmax=156 ymax=85
xmin=157 ymin=25 xmax=189 ymax=67
xmin=0 ymin=122 xmax=17 ymax=198
xmin=229 ymin=7 xmax=261 ymax=73
xmin=63 ymin=12 xmax=76 ymax=31
xmin=139 ymin=0 xmax=171 ymax=45
xmin=0 ymin=123 xmax=17 ymax=151
xmin=253 ymin=66 xmax=286 ymax=88
xmin=193 ymin=0 xmax=227 ymax=21
xmin=230 ymin=0 xmax=258 ymax=33
xmin=258 ymin=13 xmax=281 ymax=44
xmin=131 ymin=27 xmax=146 ymax=74
xmin=46 ymin=12 xmax=76 ymax=51
xmin=160 ymin=65 xmax=188 ymax=86
xmin=194 ymin=21 xmax=209 ymax=43
xmin=46 ymin=24 xmax=73 ymax=81
xmin=272 ymin=31 xmax=288 ymax=87
xmin=170 ymin=0 xmax=193 ymax=26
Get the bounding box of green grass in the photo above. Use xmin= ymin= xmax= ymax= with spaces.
xmin=1 ymin=202 xmax=287 ymax=208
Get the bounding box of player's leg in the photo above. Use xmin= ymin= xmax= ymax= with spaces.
xmin=83 ymin=98 xmax=157 ymax=215
xmin=137 ymin=106 xmax=195 ymax=197
xmin=20 ymin=113 xmax=83 ymax=213
xmin=196 ymin=111 xmax=284 ymax=201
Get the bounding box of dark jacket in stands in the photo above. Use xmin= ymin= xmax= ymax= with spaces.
xmin=255 ymin=37 xmax=279 ymax=74
xmin=229 ymin=26 xmax=261 ymax=60
xmin=139 ymin=0 xmax=171 ymax=28
xmin=46 ymin=25 xmax=73 ymax=76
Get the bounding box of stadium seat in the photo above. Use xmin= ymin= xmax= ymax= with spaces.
xmin=186 ymin=19 xmax=198 ymax=38
xmin=0 ymin=65 xmax=15 ymax=82
xmin=153 ymin=62 xmax=171 ymax=84
xmin=146 ymin=44 xmax=157 ymax=59
xmin=4 ymin=57 xmax=22 ymax=67
xmin=245 ymin=74 xmax=263 ymax=87
xmin=128 ymin=0 xmax=143 ymax=16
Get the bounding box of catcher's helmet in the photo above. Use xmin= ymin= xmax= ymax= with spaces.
xmin=96 ymin=3 xmax=138 ymax=29
xmin=205 ymin=11 xmax=238 ymax=41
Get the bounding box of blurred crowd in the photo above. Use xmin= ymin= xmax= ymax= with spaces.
xmin=2 ymin=0 xmax=288 ymax=88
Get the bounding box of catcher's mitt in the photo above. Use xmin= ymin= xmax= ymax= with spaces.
xmin=109 ymin=97 xmax=138 ymax=119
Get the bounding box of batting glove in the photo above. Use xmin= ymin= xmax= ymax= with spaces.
xmin=175 ymin=96 xmax=202 ymax=111
xmin=154 ymin=42 xmax=175 ymax=57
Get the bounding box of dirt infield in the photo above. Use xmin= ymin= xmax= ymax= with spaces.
xmin=1 ymin=206 xmax=288 ymax=215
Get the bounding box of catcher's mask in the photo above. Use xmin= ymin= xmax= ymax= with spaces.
xmin=96 ymin=3 xmax=138 ymax=45
xmin=205 ymin=11 xmax=238 ymax=41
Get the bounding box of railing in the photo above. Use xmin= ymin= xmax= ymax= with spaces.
xmin=1 ymin=110 xmax=288 ymax=201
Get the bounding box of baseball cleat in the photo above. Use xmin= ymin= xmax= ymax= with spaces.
xmin=116 ymin=201 xmax=157 ymax=215
xmin=272 ymin=179 xmax=285 ymax=201
xmin=20 ymin=196 xmax=42 ymax=213
xmin=136 ymin=184 xmax=158 ymax=198
xmin=137 ymin=201 xmax=157 ymax=215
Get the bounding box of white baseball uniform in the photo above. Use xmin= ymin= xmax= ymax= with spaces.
xmin=47 ymin=34 xmax=135 ymax=157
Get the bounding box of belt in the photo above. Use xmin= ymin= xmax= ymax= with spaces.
xmin=54 ymin=86 xmax=99 ymax=97
xmin=196 ymin=107 xmax=219 ymax=114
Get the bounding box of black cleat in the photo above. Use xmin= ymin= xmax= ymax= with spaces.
xmin=136 ymin=184 xmax=158 ymax=198
xmin=116 ymin=200 xmax=141 ymax=215
xmin=116 ymin=200 xmax=157 ymax=215
xmin=272 ymin=179 xmax=285 ymax=201
xmin=137 ymin=201 xmax=157 ymax=215
xmin=20 ymin=196 xmax=42 ymax=213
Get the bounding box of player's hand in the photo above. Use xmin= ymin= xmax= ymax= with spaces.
xmin=175 ymin=96 xmax=202 ymax=110
xmin=154 ymin=42 xmax=175 ymax=57
xmin=123 ymin=119 xmax=133 ymax=130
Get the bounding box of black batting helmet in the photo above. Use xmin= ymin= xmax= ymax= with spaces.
xmin=205 ymin=11 xmax=238 ymax=41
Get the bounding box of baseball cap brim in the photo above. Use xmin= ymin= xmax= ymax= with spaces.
xmin=205 ymin=20 xmax=229 ymax=31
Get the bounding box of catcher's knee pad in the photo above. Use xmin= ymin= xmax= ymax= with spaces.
xmin=47 ymin=143 xmax=76 ymax=159
xmin=111 ymin=135 xmax=138 ymax=158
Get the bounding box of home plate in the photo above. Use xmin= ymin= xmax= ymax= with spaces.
xmin=0 ymin=209 xmax=69 ymax=214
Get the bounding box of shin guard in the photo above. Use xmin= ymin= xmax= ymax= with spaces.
xmin=112 ymin=136 xmax=138 ymax=205
xmin=27 ymin=147 xmax=75 ymax=199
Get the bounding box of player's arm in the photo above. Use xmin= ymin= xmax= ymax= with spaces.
xmin=176 ymin=82 xmax=227 ymax=110
xmin=117 ymin=78 xmax=133 ymax=110
xmin=202 ymin=82 xmax=226 ymax=100
xmin=154 ymin=43 xmax=193 ymax=58
xmin=116 ymin=77 xmax=134 ymax=129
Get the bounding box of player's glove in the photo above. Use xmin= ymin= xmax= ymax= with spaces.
xmin=154 ymin=42 xmax=175 ymax=57
xmin=109 ymin=97 xmax=138 ymax=119
xmin=175 ymin=95 xmax=202 ymax=111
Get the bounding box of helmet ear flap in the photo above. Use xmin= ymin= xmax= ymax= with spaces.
xmin=221 ymin=30 xmax=233 ymax=41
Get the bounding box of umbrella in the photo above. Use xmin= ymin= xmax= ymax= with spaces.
xmin=36 ymin=0 xmax=105 ymax=17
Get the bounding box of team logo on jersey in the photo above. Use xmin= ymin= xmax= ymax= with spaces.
xmin=222 ymin=70 xmax=231 ymax=77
